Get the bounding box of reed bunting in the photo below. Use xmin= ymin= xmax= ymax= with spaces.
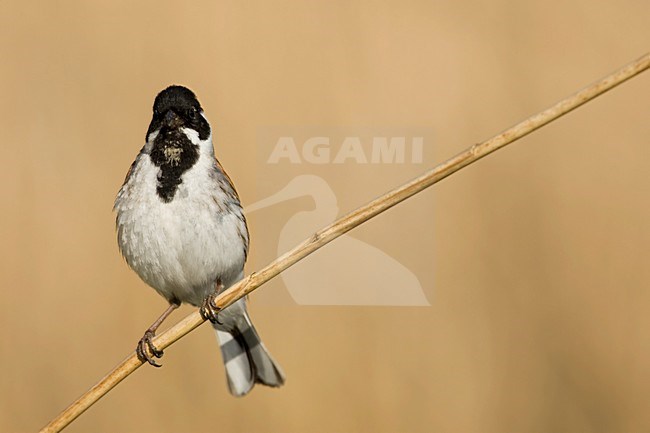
xmin=114 ymin=85 xmax=285 ymax=396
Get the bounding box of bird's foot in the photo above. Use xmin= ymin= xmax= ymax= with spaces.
xmin=200 ymin=290 xmax=223 ymax=325
xmin=136 ymin=329 xmax=164 ymax=367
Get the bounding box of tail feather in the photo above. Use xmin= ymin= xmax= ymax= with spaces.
xmin=214 ymin=317 xmax=285 ymax=397
xmin=215 ymin=329 xmax=255 ymax=396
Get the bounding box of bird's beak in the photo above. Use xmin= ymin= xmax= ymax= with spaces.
xmin=246 ymin=176 xmax=314 ymax=213
xmin=163 ymin=110 xmax=183 ymax=128
xmin=246 ymin=183 xmax=298 ymax=213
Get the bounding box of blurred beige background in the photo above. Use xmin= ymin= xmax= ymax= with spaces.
xmin=1 ymin=1 xmax=649 ymax=432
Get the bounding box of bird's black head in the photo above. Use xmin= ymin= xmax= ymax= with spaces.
xmin=146 ymin=85 xmax=211 ymax=141
xmin=146 ymin=86 xmax=208 ymax=203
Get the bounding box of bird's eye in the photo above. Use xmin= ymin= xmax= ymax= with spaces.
xmin=188 ymin=107 xmax=198 ymax=120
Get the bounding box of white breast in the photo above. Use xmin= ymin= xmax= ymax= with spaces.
xmin=115 ymin=137 xmax=247 ymax=306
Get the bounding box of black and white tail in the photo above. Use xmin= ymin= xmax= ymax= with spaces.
xmin=213 ymin=312 xmax=285 ymax=397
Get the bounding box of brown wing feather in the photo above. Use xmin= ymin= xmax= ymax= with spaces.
xmin=215 ymin=159 xmax=250 ymax=261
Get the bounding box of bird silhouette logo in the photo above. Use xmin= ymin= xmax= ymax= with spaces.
xmin=247 ymin=175 xmax=430 ymax=306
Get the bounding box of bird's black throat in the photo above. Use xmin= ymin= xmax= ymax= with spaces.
xmin=149 ymin=129 xmax=199 ymax=203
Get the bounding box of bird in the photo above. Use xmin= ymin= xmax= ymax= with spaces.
xmin=114 ymin=85 xmax=285 ymax=396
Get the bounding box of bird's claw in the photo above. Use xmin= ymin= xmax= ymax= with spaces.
xmin=136 ymin=330 xmax=164 ymax=367
xmin=200 ymin=291 xmax=223 ymax=325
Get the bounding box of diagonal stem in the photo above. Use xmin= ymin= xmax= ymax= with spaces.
xmin=39 ymin=52 xmax=650 ymax=433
